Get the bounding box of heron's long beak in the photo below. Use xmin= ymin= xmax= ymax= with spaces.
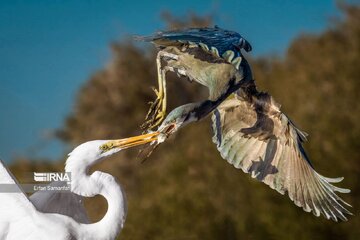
xmin=100 ymin=132 xmax=159 ymax=152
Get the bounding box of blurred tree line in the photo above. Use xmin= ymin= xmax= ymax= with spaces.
xmin=10 ymin=4 xmax=360 ymax=240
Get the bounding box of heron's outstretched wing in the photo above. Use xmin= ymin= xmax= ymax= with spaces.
xmin=0 ymin=159 xmax=36 ymax=220
xmin=211 ymin=94 xmax=352 ymax=221
xmin=137 ymin=26 xmax=252 ymax=56
xmin=30 ymin=182 xmax=90 ymax=224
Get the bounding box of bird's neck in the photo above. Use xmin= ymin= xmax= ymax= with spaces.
xmin=80 ymin=171 xmax=126 ymax=240
xmin=190 ymin=95 xmax=229 ymax=121
xmin=65 ymin=156 xmax=126 ymax=239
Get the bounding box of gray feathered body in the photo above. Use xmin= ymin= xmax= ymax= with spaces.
xmin=141 ymin=27 xmax=352 ymax=221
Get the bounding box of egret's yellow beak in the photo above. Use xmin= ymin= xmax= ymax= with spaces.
xmin=100 ymin=132 xmax=159 ymax=152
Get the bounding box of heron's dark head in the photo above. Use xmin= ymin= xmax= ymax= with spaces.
xmin=135 ymin=103 xmax=203 ymax=160
xmin=156 ymin=102 xmax=202 ymax=140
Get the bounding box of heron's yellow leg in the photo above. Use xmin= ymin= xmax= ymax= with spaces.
xmin=142 ymin=53 xmax=169 ymax=130
xmin=150 ymin=68 xmax=167 ymax=127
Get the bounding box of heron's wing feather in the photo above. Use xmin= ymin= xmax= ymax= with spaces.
xmin=0 ymin=159 xmax=36 ymax=219
xmin=30 ymin=181 xmax=90 ymax=223
xmin=211 ymin=96 xmax=352 ymax=221
xmin=137 ymin=27 xmax=252 ymax=55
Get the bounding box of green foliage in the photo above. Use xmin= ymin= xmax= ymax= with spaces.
xmin=10 ymin=5 xmax=360 ymax=239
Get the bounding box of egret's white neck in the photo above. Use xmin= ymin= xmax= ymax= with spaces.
xmin=65 ymin=154 xmax=126 ymax=240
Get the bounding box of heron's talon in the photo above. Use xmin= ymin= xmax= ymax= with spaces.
xmin=142 ymin=103 xmax=165 ymax=130
xmin=151 ymin=87 xmax=160 ymax=96
xmin=146 ymin=116 xmax=164 ymax=130
xmin=155 ymin=112 xmax=165 ymax=120
xmin=142 ymin=85 xmax=166 ymax=130
xmin=145 ymin=101 xmax=160 ymax=120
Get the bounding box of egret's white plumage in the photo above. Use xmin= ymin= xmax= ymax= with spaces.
xmin=0 ymin=139 xmax=133 ymax=240
xmin=30 ymin=181 xmax=90 ymax=224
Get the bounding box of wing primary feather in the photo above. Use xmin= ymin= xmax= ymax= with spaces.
xmin=320 ymin=176 xmax=344 ymax=183
xmin=313 ymin=175 xmax=338 ymax=220
xmin=298 ymin=152 xmax=314 ymax=213
xmin=293 ymin=147 xmax=303 ymax=207
xmin=317 ymin=177 xmax=353 ymax=213
xmin=315 ymin=178 xmax=342 ymax=221
xmin=211 ymin=96 xmax=351 ymax=221
xmin=306 ymin=167 xmax=331 ymax=219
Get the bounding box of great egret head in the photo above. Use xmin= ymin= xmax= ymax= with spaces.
xmin=65 ymin=140 xmax=122 ymax=172
xmin=69 ymin=140 xmax=121 ymax=161
xmin=66 ymin=136 xmax=158 ymax=170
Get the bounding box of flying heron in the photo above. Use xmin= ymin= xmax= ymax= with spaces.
xmin=109 ymin=26 xmax=351 ymax=221
xmin=0 ymin=135 xmax=157 ymax=239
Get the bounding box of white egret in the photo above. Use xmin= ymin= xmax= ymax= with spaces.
xmin=0 ymin=133 xmax=157 ymax=240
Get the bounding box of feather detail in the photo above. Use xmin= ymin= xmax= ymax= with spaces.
xmin=211 ymin=95 xmax=352 ymax=221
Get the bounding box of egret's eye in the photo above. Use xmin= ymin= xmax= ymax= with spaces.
xmin=99 ymin=142 xmax=113 ymax=152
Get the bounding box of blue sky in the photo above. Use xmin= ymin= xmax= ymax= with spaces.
xmin=0 ymin=0 xmax=340 ymax=162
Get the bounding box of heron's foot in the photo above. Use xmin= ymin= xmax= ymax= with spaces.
xmin=145 ymin=87 xmax=164 ymax=120
xmin=141 ymin=107 xmax=166 ymax=131
xmin=141 ymin=87 xmax=166 ymax=130
xmin=145 ymin=87 xmax=162 ymax=117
